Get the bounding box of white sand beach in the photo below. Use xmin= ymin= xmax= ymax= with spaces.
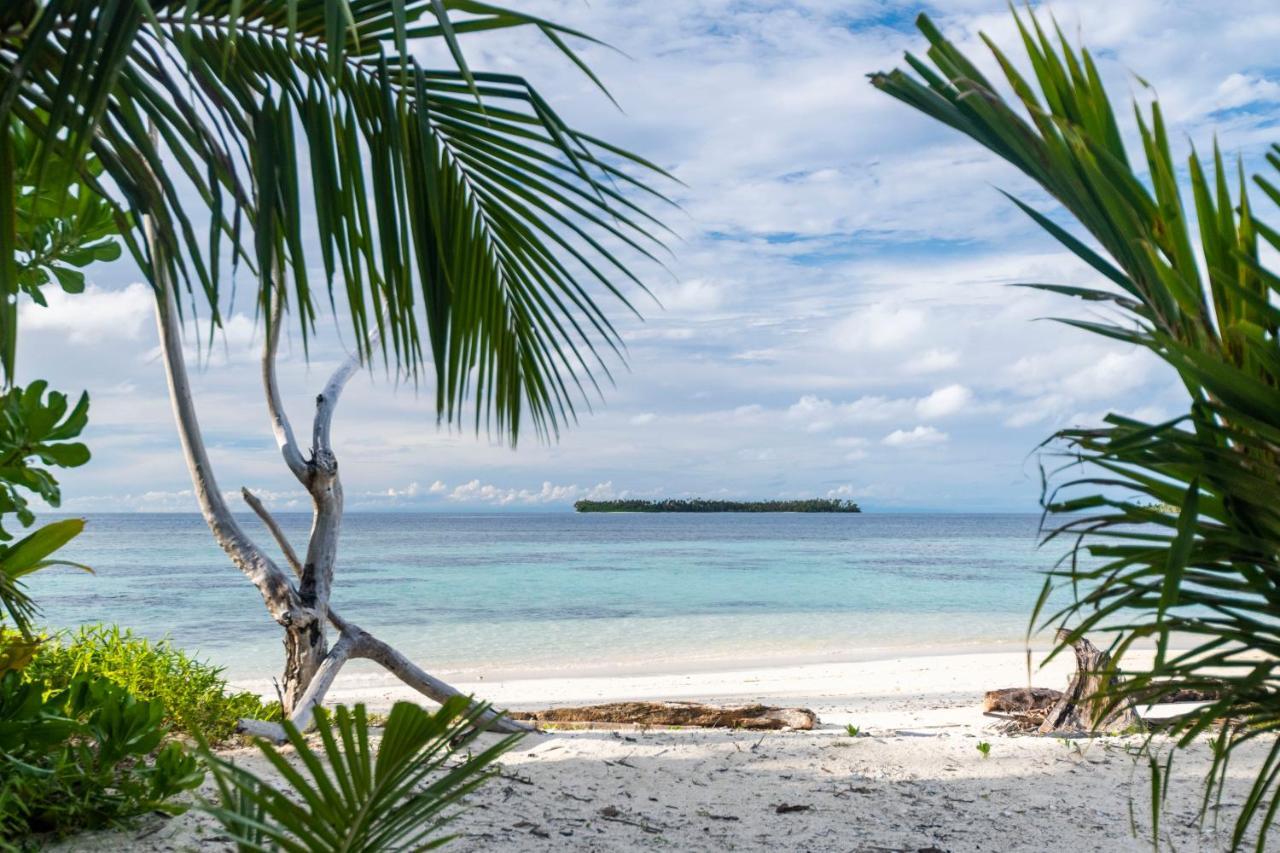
xmin=54 ymin=649 xmax=1279 ymax=852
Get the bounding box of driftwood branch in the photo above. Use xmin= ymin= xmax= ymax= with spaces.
xmin=241 ymin=490 xmax=529 ymax=734
xmin=242 ymin=487 xmax=304 ymax=576
xmin=509 ymin=702 xmax=818 ymax=730
xmin=352 ymin=632 xmax=533 ymax=734
xmin=295 ymin=344 xmax=364 ymax=622
xmin=262 ymin=281 xmax=308 ymax=484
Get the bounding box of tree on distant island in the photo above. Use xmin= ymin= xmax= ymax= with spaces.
xmin=2 ymin=3 xmax=669 ymax=738
xmin=574 ymin=499 xmax=861 ymax=513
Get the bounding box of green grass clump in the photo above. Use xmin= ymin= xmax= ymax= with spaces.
xmin=976 ymin=741 xmax=991 ymax=758
xmin=845 ymin=724 xmax=860 ymax=738
xmin=25 ymin=624 xmax=279 ymax=743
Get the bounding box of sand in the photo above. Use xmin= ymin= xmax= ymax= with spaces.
xmin=50 ymin=649 xmax=1278 ymax=852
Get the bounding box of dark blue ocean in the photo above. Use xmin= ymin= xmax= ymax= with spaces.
xmin=27 ymin=512 xmax=1067 ymax=679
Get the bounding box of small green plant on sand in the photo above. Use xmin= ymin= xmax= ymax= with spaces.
xmin=202 ymin=697 xmax=521 ymax=851
xmin=977 ymin=741 xmax=991 ymax=758
xmin=845 ymin=724 xmax=860 ymax=738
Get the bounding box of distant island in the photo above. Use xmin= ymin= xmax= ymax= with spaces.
xmin=573 ymin=498 xmax=862 ymax=513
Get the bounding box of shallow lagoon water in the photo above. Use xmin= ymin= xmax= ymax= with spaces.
xmin=30 ymin=512 xmax=1065 ymax=679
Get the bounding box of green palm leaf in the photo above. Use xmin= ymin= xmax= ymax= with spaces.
xmin=875 ymin=9 xmax=1280 ymax=848
xmin=201 ymin=696 xmax=520 ymax=851
xmin=0 ymin=1 xmax=671 ymax=441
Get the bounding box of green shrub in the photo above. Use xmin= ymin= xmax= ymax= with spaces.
xmin=0 ymin=671 xmax=204 ymax=843
xmin=26 ymin=624 xmax=280 ymax=743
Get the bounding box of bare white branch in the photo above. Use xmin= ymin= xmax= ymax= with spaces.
xmin=263 ymin=280 xmax=308 ymax=483
xmin=242 ymin=487 xmax=304 ymax=577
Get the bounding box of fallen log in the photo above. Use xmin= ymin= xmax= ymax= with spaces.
xmin=1038 ymin=630 xmax=1141 ymax=735
xmin=509 ymin=701 xmax=817 ymax=730
xmin=983 ymin=686 xmax=1062 ymax=715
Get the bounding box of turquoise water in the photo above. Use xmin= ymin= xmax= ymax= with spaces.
xmin=27 ymin=513 xmax=1064 ymax=679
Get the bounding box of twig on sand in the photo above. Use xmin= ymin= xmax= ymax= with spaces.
xmin=598 ymin=805 xmax=663 ymax=834
xmin=775 ymin=803 xmax=812 ymax=814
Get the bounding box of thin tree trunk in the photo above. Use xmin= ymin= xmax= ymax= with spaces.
xmin=145 ymin=176 xmax=527 ymax=735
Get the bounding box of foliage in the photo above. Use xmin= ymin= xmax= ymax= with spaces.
xmin=12 ymin=118 xmax=123 ymax=305
xmin=0 ymin=379 xmax=92 ymax=644
xmin=201 ymin=696 xmax=520 ymax=852
xmin=0 ymin=2 xmax=671 ymax=441
xmin=0 ymin=381 xmax=90 ymax=540
xmin=574 ymin=498 xmax=862 ymax=513
xmin=27 ymin=624 xmax=280 ymax=744
xmin=0 ymin=518 xmax=89 ymax=641
xmin=845 ymin=723 xmax=860 ymax=738
xmin=0 ymin=670 xmax=204 ymax=844
xmin=874 ymin=9 xmax=1280 ymax=848
xmin=976 ymin=741 xmax=991 ymax=759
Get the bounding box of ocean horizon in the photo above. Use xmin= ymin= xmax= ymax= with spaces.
xmin=28 ymin=511 xmax=1073 ymax=681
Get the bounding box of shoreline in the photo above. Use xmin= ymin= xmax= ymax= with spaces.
xmin=232 ymin=647 xmax=1147 ymax=723
xmin=230 ymin=640 xmax=1039 ymax=694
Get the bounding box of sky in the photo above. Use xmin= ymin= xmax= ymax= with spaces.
xmin=16 ymin=0 xmax=1280 ymax=513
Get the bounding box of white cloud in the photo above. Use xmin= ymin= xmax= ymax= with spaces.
xmin=831 ymin=303 xmax=927 ymax=352
xmin=447 ymin=479 xmax=617 ymax=506
xmin=903 ymin=348 xmax=960 ymax=374
xmin=630 ymin=412 xmax=657 ymax=425
xmin=20 ymin=283 xmax=152 ymax=344
xmin=883 ymin=426 xmax=949 ymax=447
xmin=19 ymin=0 xmax=1254 ymax=512
xmin=915 ymin=384 xmax=973 ymax=419
xmin=654 ymin=278 xmax=724 ymax=313
xmin=1212 ymin=73 xmax=1280 ymax=111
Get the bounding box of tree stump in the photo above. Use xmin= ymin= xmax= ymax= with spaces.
xmin=1038 ymin=630 xmax=1141 ymax=735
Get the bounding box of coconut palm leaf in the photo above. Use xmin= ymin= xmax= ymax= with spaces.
xmin=874 ymin=10 xmax=1280 ymax=848
xmin=201 ymin=696 xmax=520 ymax=852
xmin=0 ymin=1 xmax=672 ymax=441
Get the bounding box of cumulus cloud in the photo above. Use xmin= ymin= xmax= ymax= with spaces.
xmin=915 ymin=384 xmax=973 ymax=419
xmin=831 ymin=303 xmax=928 ymax=352
xmin=21 ymin=283 xmax=152 ymax=344
xmin=903 ymin=348 xmax=960 ymax=374
xmin=447 ymin=480 xmax=618 ymax=506
xmin=21 ymin=0 xmax=1263 ymax=512
xmin=883 ymin=426 xmax=948 ymax=447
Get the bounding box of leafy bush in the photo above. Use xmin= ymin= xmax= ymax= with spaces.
xmin=0 ymin=671 xmax=203 ymax=843
xmin=203 ymin=697 xmax=521 ymax=851
xmin=26 ymin=624 xmax=280 ymax=744
xmin=0 ymin=381 xmax=90 ymax=541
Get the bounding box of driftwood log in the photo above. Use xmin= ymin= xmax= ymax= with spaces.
xmin=983 ymin=687 xmax=1063 ymax=715
xmin=509 ymin=702 xmax=818 ymax=730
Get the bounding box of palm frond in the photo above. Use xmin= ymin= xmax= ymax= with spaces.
xmin=874 ymin=10 xmax=1280 ymax=847
xmin=1 ymin=1 xmax=672 ymax=441
xmin=201 ymin=696 xmax=520 ymax=851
